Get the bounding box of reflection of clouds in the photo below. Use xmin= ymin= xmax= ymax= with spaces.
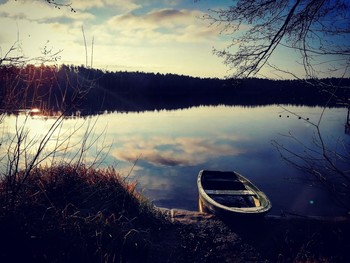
xmin=111 ymin=135 xmax=247 ymax=167
xmin=135 ymin=171 xmax=172 ymax=192
xmin=130 ymin=166 xmax=200 ymax=210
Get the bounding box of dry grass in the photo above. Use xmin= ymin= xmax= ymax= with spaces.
xmin=0 ymin=164 xmax=167 ymax=263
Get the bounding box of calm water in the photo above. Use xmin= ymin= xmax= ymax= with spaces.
xmin=1 ymin=105 xmax=349 ymax=216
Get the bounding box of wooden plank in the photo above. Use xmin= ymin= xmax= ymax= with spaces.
xmin=205 ymin=190 xmax=256 ymax=196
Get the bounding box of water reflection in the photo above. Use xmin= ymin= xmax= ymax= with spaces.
xmin=1 ymin=105 xmax=349 ymax=216
xmin=111 ymin=135 xmax=247 ymax=167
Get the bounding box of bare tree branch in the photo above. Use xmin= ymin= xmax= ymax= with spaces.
xmin=206 ymin=0 xmax=350 ymax=78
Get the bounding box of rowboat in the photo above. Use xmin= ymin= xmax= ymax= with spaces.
xmin=197 ymin=170 xmax=272 ymax=219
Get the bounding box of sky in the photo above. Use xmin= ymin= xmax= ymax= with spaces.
xmin=0 ymin=0 xmax=347 ymax=79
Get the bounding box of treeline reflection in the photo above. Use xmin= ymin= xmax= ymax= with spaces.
xmin=0 ymin=64 xmax=348 ymax=115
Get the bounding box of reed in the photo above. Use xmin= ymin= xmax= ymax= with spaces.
xmin=0 ymin=164 xmax=167 ymax=263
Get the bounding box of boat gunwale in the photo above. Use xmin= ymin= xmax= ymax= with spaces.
xmin=197 ymin=170 xmax=272 ymax=215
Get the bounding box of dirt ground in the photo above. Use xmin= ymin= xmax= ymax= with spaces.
xmin=154 ymin=209 xmax=350 ymax=263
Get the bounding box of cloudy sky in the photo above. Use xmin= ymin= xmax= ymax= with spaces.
xmin=0 ymin=0 xmax=345 ymax=79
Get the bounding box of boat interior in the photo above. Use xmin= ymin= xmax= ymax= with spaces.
xmin=201 ymin=171 xmax=261 ymax=208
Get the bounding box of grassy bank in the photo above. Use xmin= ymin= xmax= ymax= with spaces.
xmin=0 ymin=165 xmax=169 ymax=262
xmin=0 ymin=165 xmax=349 ymax=262
xmin=0 ymin=165 xmax=257 ymax=263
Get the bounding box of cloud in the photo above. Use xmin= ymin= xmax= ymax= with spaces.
xmin=0 ymin=0 xmax=94 ymax=23
xmin=107 ymin=9 xmax=191 ymax=30
xmin=72 ymin=0 xmax=141 ymax=13
xmin=105 ymin=8 xmax=220 ymax=44
xmin=146 ymin=8 xmax=194 ymax=25
xmin=0 ymin=0 xmax=231 ymax=78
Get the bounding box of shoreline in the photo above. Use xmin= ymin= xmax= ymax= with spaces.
xmin=157 ymin=207 xmax=350 ymax=224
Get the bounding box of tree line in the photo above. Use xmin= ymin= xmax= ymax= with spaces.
xmin=0 ymin=64 xmax=348 ymax=114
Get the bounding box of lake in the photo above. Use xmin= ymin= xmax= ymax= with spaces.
xmin=1 ymin=105 xmax=349 ymax=216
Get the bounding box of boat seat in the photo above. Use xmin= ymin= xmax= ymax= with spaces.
xmin=203 ymin=178 xmax=240 ymax=182
xmin=205 ymin=190 xmax=257 ymax=196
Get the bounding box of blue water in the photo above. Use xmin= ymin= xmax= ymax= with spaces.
xmin=2 ymin=105 xmax=349 ymax=216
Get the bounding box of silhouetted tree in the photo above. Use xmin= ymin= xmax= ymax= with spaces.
xmin=206 ymin=0 xmax=349 ymax=79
